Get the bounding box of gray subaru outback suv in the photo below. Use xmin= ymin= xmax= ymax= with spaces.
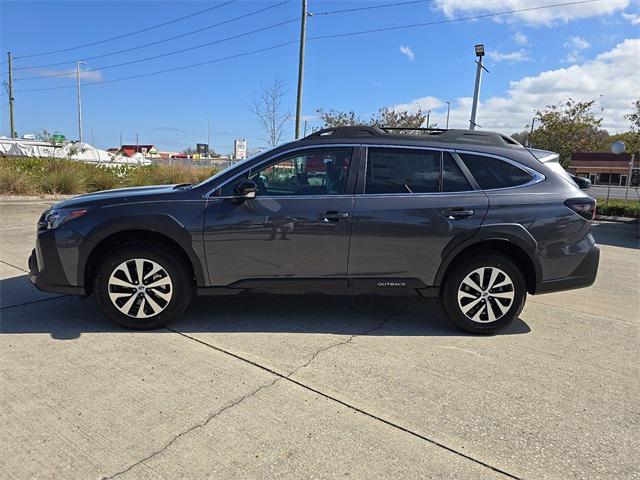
xmin=29 ymin=126 xmax=599 ymax=334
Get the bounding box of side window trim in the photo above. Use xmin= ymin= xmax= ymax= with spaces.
xmin=358 ymin=145 xmax=479 ymax=196
xmin=207 ymin=144 xmax=359 ymax=198
xmin=450 ymin=151 xmax=480 ymax=190
xmin=455 ymin=149 xmax=545 ymax=191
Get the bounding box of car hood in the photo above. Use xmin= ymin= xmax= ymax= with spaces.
xmin=54 ymin=184 xmax=183 ymax=209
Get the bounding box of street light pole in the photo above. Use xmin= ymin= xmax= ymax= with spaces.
xmin=76 ymin=61 xmax=86 ymax=142
xmin=469 ymin=44 xmax=487 ymax=131
xmin=294 ymin=0 xmax=308 ymax=139
xmin=426 ymin=110 xmax=431 ymax=129
xmin=445 ymin=101 xmax=450 ymax=129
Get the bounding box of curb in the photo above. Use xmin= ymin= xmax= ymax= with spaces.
xmin=594 ymin=215 xmax=639 ymax=224
xmin=0 ymin=195 xmax=75 ymax=202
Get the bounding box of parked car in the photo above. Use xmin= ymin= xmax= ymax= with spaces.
xmin=570 ymin=173 xmax=592 ymax=190
xmin=29 ymin=127 xmax=599 ymax=334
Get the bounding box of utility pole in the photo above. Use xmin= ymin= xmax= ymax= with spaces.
xmin=294 ymin=0 xmax=308 ymax=139
xmin=7 ymin=52 xmax=16 ymax=138
xmin=206 ymin=117 xmax=211 ymax=158
xmin=469 ymin=44 xmax=487 ymax=130
xmin=119 ymin=132 xmax=123 ymax=148
xmin=528 ymin=117 xmax=536 ymax=147
xmin=445 ymin=101 xmax=450 ymax=129
xmin=426 ymin=110 xmax=431 ymax=129
xmin=76 ymin=61 xmax=86 ymax=142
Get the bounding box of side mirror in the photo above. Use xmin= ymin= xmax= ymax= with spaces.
xmin=234 ymin=179 xmax=257 ymax=199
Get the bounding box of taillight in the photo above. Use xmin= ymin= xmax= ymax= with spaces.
xmin=565 ymin=198 xmax=596 ymax=221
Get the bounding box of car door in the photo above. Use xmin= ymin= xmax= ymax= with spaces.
xmin=203 ymin=146 xmax=358 ymax=287
xmin=348 ymin=146 xmax=489 ymax=287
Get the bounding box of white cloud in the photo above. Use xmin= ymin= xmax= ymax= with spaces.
xmin=391 ymin=96 xmax=445 ymax=113
xmin=433 ymin=0 xmax=629 ymax=24
xmin=392 ymin=39 xmax=640 ymax=133
xmin=513 ymin=32 xmax=528 ymax=46
xmin=32 ymin=68 xmax=103 ymax=82
xmin=564 ymin=36 xmax=590 ymax=50
xmin=487 ymin=50 xmax=529 ymax=63
xmin=622 ymin=12 xmax=640 ymax=24
xmin=563 ymin=36 xmax=591 ymax=63
xmin=399 ymin=45 xmax=415 ymax=61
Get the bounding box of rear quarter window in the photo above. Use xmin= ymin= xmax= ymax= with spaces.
xmin=459 ymin=153 xmax=532 ymax=190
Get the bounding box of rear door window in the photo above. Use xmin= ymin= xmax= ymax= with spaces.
xmin=458 ymin=153 xmax=532 ymax=190
xmin=365 ymin=148 xmax=440 ymax=194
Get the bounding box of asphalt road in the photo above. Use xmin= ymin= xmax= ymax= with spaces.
xmin=587 ymin=184 xmax=640 ymax=200
xmin=1 ymin=199 xmax=639 ymax=480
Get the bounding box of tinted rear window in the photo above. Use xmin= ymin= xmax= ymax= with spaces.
xmin=366 ymin=148 xmax=440 ymax=194
xmin=459 ymin=153 xmax=532 ymax=190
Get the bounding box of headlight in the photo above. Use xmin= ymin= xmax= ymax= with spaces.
xmin=43 ymin=208 xmax=91 ymax=230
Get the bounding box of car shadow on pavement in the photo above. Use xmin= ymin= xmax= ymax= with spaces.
xmin=0 ymin=274 xmax=531 ymax=339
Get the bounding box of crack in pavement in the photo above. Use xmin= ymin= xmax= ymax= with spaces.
xmin=0 ymin=259 xmax=29 ymax=273
xmin=288 ymin=297 xmax=423 ymax=376
xmin=100 ymin=377 xmax=281 ymax=480
xmin=101 ymin=300 xmax=426 ymax=479
xmin=0 ymin=294 xmax=68 ymax=311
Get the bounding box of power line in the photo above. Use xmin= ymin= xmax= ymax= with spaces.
xmin=308 ymin=0 xmax=601 ymax=41
xmin=311 ymin=0 xmax=430 ymax=16
xmin=14 ymin=0 xmax=291 ymax=71
xmin=15 ymin=17 xmax=300 ymax=81
xmin=13 ymin=0 xmax=237 ymax=60
xmin=14 ymin=0 xmax=601 ymax=94
xmin=16 ymin=41 xmax=300 ymax=93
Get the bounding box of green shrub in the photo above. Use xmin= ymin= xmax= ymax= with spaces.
xmin=597 ymin=199 xmax=640 ymax=218
xmin=38 ymin=163 xmax=87 ymax=194
xmin=0 ymin=167 xmax=33 ymax=194
xmin=85 ymin=165 xmax=122 ymax=192
xmin=0 ymin=157 xmax=219 ymax=194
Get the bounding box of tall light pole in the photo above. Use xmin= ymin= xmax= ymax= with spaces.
xmin=469 ymin=44 xmax=488 ymax=131
xmin=426 ymin=110 xmax=431 ymax=129
xmin=294 ymin=0 xmax=308 ymax=139
xmin=445 ymin=101 xmax=450 ymax=129
xmin=76 ymin=61 xmax=86 ymax=142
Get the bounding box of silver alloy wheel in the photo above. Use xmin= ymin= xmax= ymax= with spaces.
xmin=457 ymin=267 xmax=515 ymax=323
xmin=107 ymin=258 xmax=173 ymax=319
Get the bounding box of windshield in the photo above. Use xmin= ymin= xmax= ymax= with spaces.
xmin=191 ymin=146 xmax=278 ymax=189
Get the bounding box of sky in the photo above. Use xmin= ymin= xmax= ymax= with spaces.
xmin=1 ymin=0 xmax=639 ymax=154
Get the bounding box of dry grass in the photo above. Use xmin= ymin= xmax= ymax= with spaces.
xmin=0 ymin=157 xmax=219 ymax=195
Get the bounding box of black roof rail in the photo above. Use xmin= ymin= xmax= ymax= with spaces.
xmin=305 ymin=126 xmax=386 ymax=138
xmin=302 ymin=125 xmax=522 ymax=147
xmin=379 ymin=127 xmax=447 ymax=134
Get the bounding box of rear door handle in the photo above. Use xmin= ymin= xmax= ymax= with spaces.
xmin=323 ymin=210 xmax=350 ymax=222
xmin=443 ymin=208 xmax=474 ymax=220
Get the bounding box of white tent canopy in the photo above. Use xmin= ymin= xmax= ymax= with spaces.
xmin=0 ymin=138 xmax=152 ymax=166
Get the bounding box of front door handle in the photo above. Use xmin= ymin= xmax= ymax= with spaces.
xmin=323 ymin=211 xmax=350 ymax=222
xmin=443 ymin=208 xmax=474 ymax=220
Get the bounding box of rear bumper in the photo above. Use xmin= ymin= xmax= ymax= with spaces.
xmin=533 ymin=243 xmax=600 ymax=294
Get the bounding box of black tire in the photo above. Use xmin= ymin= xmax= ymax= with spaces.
xmin=94 ymin=242 xmax=193 ymax=329
xmin=440 ymin=253 xmax=526 ymax=334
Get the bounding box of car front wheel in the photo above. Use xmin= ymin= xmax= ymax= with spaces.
xmin=94 ymin=243 xmax=193 ymax=329
xmin=441 ymin=253 xmax=526 ymax=334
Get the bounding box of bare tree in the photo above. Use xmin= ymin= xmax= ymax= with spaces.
xmin=250 ymin=76 xmax=291 ymax=147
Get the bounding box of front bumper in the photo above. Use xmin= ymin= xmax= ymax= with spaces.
xmin=533 ymin=242 xmax=600 ymax=294
xmin=28 ymin=228 xmax=87 ymax=295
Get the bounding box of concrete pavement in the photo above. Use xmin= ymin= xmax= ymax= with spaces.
xmin=1 ymin=200 xmax=638 ymax=479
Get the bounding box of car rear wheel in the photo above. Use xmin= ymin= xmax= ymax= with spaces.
xmin=441 ymin=253 xmax=526 ymax=334
xmin=94 ymin=243 xmax=193 ymax=329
